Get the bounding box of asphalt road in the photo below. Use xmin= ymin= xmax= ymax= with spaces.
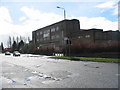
xmin=0 ymin=54 xmax=119 ymax=88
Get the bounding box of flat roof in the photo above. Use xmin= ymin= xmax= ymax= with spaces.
xmin=33 ymin=19 xmax=79 ymax=32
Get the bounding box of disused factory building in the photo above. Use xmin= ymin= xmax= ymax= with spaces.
xmin=32 ymin=19 xmax=80 ymax=51
xmin=72 ymin=28 xmax=104 ymax=44
xmin=32 ymin=19 xmax=120 ymax=51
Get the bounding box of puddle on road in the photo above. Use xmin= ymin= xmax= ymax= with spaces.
xmin=24 ymin=75 xmax=58 ymax=85
xmin=23 ymin=70 xmax=72 ymax=85
xmin=2 ymin=61 xmax=74 ymax=86
xmin=24 ymin=71 xmax=62 ymax=84
xmin=50 ymin=70 xmax=72 ymax=79
xmin=2 ymin=76 xmax=16 ymax=84
xmin=2 ymin=61 xmax=59 ymax=85
xmin=24 ymin=75 xmax=43 ymax=82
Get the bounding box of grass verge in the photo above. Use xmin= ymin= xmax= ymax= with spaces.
xmin=50 ymin=56 xmax=120 ymax=63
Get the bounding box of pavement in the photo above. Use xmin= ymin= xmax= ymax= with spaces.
xmin=0 ymin=54 xmax=119 ymax=88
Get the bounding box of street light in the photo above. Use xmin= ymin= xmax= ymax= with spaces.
xmin=57 ymin=6 xmax=66 ymax=20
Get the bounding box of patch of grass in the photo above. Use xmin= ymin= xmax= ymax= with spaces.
xmin=50 ymin=56 xmax=120 ymax=63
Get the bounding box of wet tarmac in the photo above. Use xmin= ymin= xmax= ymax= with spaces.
xmin=0 ymin=54 xmax=119 ymax=88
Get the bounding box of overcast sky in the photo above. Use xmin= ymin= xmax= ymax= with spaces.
xmin=0 ymin=0 xmax=119 ymax=47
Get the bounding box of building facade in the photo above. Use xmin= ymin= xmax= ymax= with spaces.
xmin=32 ymin=19 xmax=80 ymax=51
xmin=72 ymin=29 xmax=120 ymax=45
xmin=71 ymin=28 xmax=103 ymax=44
xmin=103 ymin=30 xmax=120 ymax=42
xmin=32 ymin=19 xmax=120 ymax=53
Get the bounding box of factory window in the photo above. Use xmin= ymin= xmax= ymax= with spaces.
xmin=56 ymin=26 xmax=59 ymax=31
xmin=56 ymin=35 xmax=60 ymax=38
xmin=39 ymin=31 xmax=42 ymax=35
xmin=44 ymin=30 xmax=49 ymax=34
xmin=78 ymin=36 xmax=83 ymax=38
xmin=43 ymin=30 xmax=50 ymax=40
xmin=40 ymin=38 xmax=42 ymax=41
xmin=37 ymin=32 xmax=39 ymax=36
xmin=51 ymin=35 xmax=60 ymax=40
xmin=37 ymin=38 xmax=39 ymax=42
xmin=44 ymin=38 xmax=46 ymax=41
xmin=51 ymin=36 xmax=55 ymax=39
xmin=51 ymin=28 xmax=55 ymax=32
xmin=43 ymin=37 xmax=49 ymax=41
xmin=85 ymin=35 xmax=90 ymax=38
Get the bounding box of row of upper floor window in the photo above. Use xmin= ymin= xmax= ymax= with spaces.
xmin=36 ymin=34 xmax=60 ymax=42
xmin=78 ymin=35 xmax=91 ymax=38
xmin=36 ymin=26 xmax=59 ymax=36
xmin=78 ymin=34 xmax=114 ymax=40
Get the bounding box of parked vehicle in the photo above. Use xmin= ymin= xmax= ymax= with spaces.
xmin=5 ymin=51 xmax=11 ymax=55
xmin=13 ymin=51 xmax=20 ymax=56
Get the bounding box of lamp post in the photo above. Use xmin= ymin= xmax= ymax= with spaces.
xmin=57 ymin=6 xmax=66 ymax=20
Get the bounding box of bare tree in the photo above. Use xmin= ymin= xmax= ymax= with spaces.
xmin=20 ymin=36 xmax=22 ymax=41
xmin=12 ymin=41 xmax=17 ymax=51
xmin=1 ymin=42 xmax=4 ymax=52
xmin=28 ymin=36 xmax=30 ymax=43
xmin=8 ymin=36 xmax=12 ymax=48
xmin=13 ymin=36 xmax=15 ymax=42
xmin=23 ymin=37 xmax=27 ymax=43
xmin=16 ymin=36 xmax=19 ymax=44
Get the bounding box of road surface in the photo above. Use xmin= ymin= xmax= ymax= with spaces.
xmin=0 ymin=54 xmax=119 ymax=88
